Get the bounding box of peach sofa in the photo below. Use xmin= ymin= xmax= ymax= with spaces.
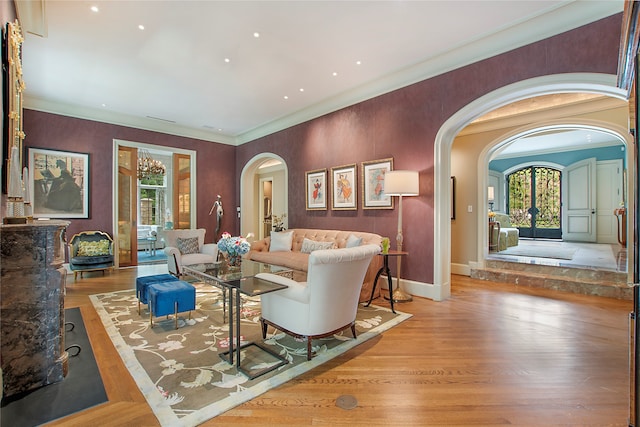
xmin=246 ymin=228 xmax=383 ymax=302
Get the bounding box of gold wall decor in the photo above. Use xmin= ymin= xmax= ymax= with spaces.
xmin=3 ymin=20 xmax=26 ymax=221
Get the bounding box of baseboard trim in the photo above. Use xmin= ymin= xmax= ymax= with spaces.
xmin=451 ymin=263 xmax=471 ymax=276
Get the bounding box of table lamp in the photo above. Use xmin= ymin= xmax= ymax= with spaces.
xmin=488 ymin=186 xmax=495 ymax=211
xmin=384 ymin=170 xmax=419 ymax=302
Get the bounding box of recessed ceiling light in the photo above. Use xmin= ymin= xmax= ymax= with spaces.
xmin=138 ymin=24 xmax=145 ymax=30
xmin=284 ymin=95 xmax=289 ymax=100
xmin=332 ymin=72 xmax=338 ymax=76
xmin=101 ymin=103 xmax=107 ymax=107
xmin=90 ymin=6 xmax=99 ymax=12
xmin=299 ymin=88 xmax=304 ymax=92
xmin=224 ymin=58 xmax=230 ymax=63
xmin=253 ymin=32 xmax=260 ymax=38
xmin=356 ymin=60 xmax=362 ymax=65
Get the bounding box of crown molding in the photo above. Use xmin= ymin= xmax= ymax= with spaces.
xmin=24 ymin=95 xmax=236 ymax=146
xmin=235 ymin=1 xmax=623 ymax=144
xmin=15 ymin=0 xmax=47 ymax=37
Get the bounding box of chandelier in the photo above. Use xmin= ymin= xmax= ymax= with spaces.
xmin=137 ymin=149 xmax=166 ymax=180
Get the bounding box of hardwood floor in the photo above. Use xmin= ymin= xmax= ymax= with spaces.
xmin=48 ymin=264 xmax=632 ymax=426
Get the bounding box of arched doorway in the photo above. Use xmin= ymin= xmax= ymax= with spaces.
xmin=239 ymin=153 xmax=288 ymax=239
xmin=434 ymin=73 xmax=630 ymax=300
xmin=481 ymin=122 xmax=631 ymax=272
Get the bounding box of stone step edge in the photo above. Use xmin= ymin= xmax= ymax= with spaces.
xmin=472 ymin=267 xmax=629 ymax=289
xmin=484 ymin=260 xmax=626 ymax=281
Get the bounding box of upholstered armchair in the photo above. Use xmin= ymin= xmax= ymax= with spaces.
xmin=493 ymin=212 xmax=519 ymax=251
xmin=164 ymin=228 xmax=218 ymax=276
xmin=256 ymin=244 xmax=380 ymax=360
xmin=68 ymin=231 xmax=114 ymax=280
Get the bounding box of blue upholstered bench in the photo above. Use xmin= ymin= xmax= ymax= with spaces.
xmin=136 ymin=274 xmax=177 ymax=314
xmin=148 ymin=281 xmax=196 ymax=329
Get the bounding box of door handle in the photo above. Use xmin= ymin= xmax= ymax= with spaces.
xmin=591 ymin=210 xmax=596 ymax=214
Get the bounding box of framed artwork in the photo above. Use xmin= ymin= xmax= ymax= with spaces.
xmin=361 ymin=157 xmax=393 ymax=209
xmin=305 ymin=168 xmax=327 ymax=210
xmin=331 ymin=164 xmax=357 ymax=210
xmin=29 ymin=148 xmax=90 ymax=218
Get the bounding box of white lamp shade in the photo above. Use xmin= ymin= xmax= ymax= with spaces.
xmin=487 ymin=186 xmax=495 ymax=201
xmin=385 ymin=170 xmax=419 ymax=196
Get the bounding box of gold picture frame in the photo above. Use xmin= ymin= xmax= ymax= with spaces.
xmin=331 ymin=163 xmax=357 ymax=210
xmin=361 ymin=158 xmax=394 ymax=209
xmin=305 ymin=168 xmax=327 ymax=210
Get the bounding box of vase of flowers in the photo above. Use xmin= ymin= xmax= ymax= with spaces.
xmin=488 ymin=210 xmax=496 ymax=223
xmin=217 ymin=232 xmax=251 ymax=267
xmin=272 ymin=213 xmax=287 ymax=232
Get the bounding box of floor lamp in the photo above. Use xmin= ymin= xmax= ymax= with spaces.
xmin=384 ymin=170 xmax=419 ymax=302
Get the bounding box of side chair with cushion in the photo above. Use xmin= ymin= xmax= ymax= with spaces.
xmin=256 ymin=243 xmax=381 ymax=360
xmin=164 ymin=228 xmax=218 ymax=276
xmin=68 ymin=230 xmax=115 ymax=280
xmin=493 ymin=212 xmax=519 ymax=251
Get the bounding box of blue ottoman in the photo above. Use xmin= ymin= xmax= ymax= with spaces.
xmin=136 ymin=274 xmax=177 ymax=314
xmin=148 ymin=281 xmax=196 ymax=329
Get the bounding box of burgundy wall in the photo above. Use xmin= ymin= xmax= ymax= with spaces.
xmin=22 ymin=111 xmax=236 ymax=244
xmin=236 ymin=14 xmax=622 ymax=285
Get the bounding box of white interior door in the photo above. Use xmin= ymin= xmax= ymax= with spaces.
xmin=596 ymin=160 xmax=623 ymax=244
xmin=562 ymin=157 xmax=596 ymax=242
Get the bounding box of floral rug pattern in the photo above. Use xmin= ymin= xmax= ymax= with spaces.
xmin=90 ymin=283 xmax=411 ymax=427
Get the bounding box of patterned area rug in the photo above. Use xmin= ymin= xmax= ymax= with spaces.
xmin=90 ymin=283 xmax=411 ymax=427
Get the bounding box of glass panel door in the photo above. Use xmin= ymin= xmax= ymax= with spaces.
xmin=173 ymin=153 xmax=191 ymax=229
xmin=117 ymin=146 xmax=138 ymax=266
xmin=508 ymin=166 xmax=562 ymax=239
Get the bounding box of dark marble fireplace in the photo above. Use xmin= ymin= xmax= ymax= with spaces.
xmin=1 ymin=220 xmax=69 ymax=398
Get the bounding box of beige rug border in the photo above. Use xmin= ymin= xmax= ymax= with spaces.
xmin=90 ymin=289 xmax=412 ymax=427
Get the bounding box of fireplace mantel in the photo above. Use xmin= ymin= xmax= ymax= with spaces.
xmin=0 ymin=220 xmax=69 ymax=397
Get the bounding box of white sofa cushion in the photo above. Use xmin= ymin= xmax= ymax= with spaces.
xmin=270 ymin=230 xmax=294 ymax=252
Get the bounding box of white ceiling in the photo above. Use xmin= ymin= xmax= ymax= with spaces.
xmin=495 ymin=128 xmax=625 ymax=159
xmin=17 ymin=1 xmax=623 ymax=145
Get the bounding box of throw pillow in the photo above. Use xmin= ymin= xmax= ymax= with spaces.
xmin=346 ymin=234 xmax=363 ymax=248
xmin=269 ymin=230 xmax=294 ymax=252
xmin=77 ymin=240 xmax=109 ymax=256
xmin=77 ymin=240 xmax=111 ymax=256
xmin=177 ymin=237 xmax=200 ymax=255
xmin=300 ymin=238 xmax=336 ymax=254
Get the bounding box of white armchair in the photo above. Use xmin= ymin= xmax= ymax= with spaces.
xmin=164 ymin=228 xmax=218 ymax=276
xmin=256 ymin=244 xmax=380 ymax=360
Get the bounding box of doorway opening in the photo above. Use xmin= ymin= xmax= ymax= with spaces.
xmin=485 ymin=124 xmax=628 ymax=276
xmin=240 ymin=153 xmax=288 ymax=240
xmin=112 ymin=139 xmax=197 ymax=267
xmin=434 ymin=73 xmax=632 ymax=301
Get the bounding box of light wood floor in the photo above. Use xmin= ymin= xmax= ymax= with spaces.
xmin=47 ymin=264 xmax=632 ymax=426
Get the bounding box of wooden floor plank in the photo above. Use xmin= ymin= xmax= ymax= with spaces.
xmin=44 ymin=266 xmax=632 ymax=426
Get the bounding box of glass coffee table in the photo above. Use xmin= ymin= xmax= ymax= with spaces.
xmin=182 ymin=260 xmax=292 ymax=379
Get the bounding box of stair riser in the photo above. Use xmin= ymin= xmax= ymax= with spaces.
xmin=470 ymin=268 xmax=632 ymax=300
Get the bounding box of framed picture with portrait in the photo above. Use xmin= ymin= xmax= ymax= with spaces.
xmin=361 ymin=157 xmax=394 ymax=209
xmin=306 ymin=168 xmax=327 ymax=210
xmin=331 ymin=164 xmax=357 ymax=210
xmin=29 ymin=148 xmax=90 ymax=218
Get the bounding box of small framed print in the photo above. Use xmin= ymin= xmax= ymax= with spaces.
xmin=306 ymin=168 xmax=327 ymax=210
xmin=331 ymin=164 xmax=357 ymax=210
xmin=361 ymin=158 xmax=393 ymax=209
